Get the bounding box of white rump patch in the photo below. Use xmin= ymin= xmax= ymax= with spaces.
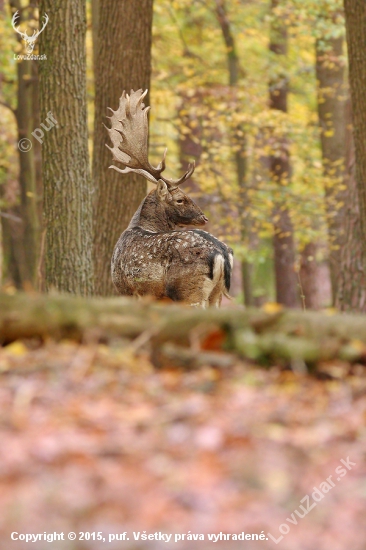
xmin=213 ymin=254 xmax=225 ymax=284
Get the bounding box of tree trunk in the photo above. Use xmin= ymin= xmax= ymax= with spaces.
xmin=0 ymin=0 xmax=10 ymax=288
xmin=299 ymin=242 xmax=321 ymax=309
xmin=316 ymin=37 xmax=347 ymax=303
xmin=8 ymin=1 xmax=40 ymax=289
xmin=334 ymin=99 xmax=366 ymax=311
xmin=269 ymin=0 xmax=298 ymax=308
xmin=39 ymin=0 xmax=94 ymax=295
xmin=16 ymin=59 xmax=39 ymax=288
xmin=214 ymin=0 xmax=254 ymax=306
xmin=31 ymin=57 xmax=43 ymax=290
xmin=91 ymin=0 xmax=99 ymax=75
xmin=343 ymin=0 xmax=366 ymax=283
xmin=93 ymin=0 xmax=153 ymax=296
xmin=178 ymin=91 xmax=204 ymax=207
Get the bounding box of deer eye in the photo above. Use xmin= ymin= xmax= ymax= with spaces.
xmin=176 ymin=199 xmax=184 ymax=204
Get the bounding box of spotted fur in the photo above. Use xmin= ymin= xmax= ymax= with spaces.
xmin=111 ymin=187 xmax=233 ymax=307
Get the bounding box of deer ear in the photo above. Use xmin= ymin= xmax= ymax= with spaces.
xmin=156 ymin=180 xmax=169 ymax=202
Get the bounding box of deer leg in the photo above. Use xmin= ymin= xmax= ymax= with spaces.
xmin=197 ymin=276 xmax=216 ymax=308
xmin=208 ymin=286 xmax=223 ymax=308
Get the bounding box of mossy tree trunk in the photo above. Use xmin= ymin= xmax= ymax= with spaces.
xmin=39 ymin=0 xmax=94 ymax=295
xmin=92 ymin=0 xmax=153 ymax=296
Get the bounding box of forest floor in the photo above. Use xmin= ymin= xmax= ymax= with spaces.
xmin=0 ymin=294 xmax=365 ymax=550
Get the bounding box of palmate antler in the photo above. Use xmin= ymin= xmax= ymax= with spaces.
xmin=105 ymin=89 xmax=195 ymax=188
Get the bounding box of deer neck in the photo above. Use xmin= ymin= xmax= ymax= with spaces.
xmin=127 ymin=192 xmax=175 ymax=232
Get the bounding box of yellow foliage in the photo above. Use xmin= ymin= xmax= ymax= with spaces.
xmin=262 ymin=302 xmax=284 ymax=313
xmin=4 ymin=342 xmax=28 ymax=357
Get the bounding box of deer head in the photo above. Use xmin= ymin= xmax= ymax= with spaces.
xmin=106 ymin=89 xmax=208 ymax=230
xmin=12 ymin=10 xmax=49 ymax=54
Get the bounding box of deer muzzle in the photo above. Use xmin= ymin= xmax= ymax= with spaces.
xmin=196 ymin=214 xmax=208 ymax=226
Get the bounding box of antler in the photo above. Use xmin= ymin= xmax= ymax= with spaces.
xmin=12 ymin=11 xmax=28 ymax=40
xmin=106 ymin=89 xmax=195 ymax=188
xmin=36 ymin=13 xmax=49 ymax=37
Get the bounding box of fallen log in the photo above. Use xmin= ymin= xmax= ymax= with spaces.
xmin=1 ymin=293 xmax=366 ymax=368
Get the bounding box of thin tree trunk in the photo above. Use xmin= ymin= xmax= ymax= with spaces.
xmin=17 ymin=61 xmax=39 ymax=287
xmin=9 ymin=1 xmax=40 ymax=288
xmin=39 ymin=0 xmax=94 ymax=295
xmin=0 ymin=0 xmax=7 ymax=287
xmin=178 ymin=91 xmax=204 ymax=207
xmin=214 ymin=0 xmax=254 ymax=306
xmin=31 ymin=60 xmax=42 ymax=231
xmin=16 ymin=58 xmax=37 ymax=286
xmin=269 ymin=0 xmax=298 ymax=308
xmin=31 ymin=57 xmax=44 ymax=291
xmin=343 ymin=0 xmax=366 ymax=272
xmin=91 ymin=0 xmax=99 ymax=75
xmin=299 ymin=243 xmax=321 ymax=309
xmin=0 ymin=0 xmax=3 ymax=284
xmin=214 ymin=0 xmax=239 ymax=85
xmin=93 ymin=0 xmax=153 ymax=296
xmin=316 ymin=37 xmax=346 ymax=303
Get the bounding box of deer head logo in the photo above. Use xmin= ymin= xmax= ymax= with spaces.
xmin=12 ymin=10 xmax=49 ymax=55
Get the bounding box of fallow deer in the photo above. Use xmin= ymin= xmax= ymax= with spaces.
xmin=107 ymin=89 xmax=233 ymax=307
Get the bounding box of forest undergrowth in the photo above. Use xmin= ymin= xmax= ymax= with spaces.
xmin=0 ymin=293 xmax=365 ymax=550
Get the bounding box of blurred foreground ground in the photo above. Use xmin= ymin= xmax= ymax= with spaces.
xmin=0 ymin=334 xmax=365 ymax=550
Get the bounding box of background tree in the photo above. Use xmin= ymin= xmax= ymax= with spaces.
xmin=316 ymin=27 xmax=346 ymax=303
xmin=214 ymin=0 xmax=255 ymax=307
xmin=1 ymin=1 xmax=41 ymax=289
xmin=92 ymin=0 xmax=154 ymax=296
xmin=268 ymin=0 xmax=298 ymax=307
xmin=39 ymin=0 xmax=94 ymax=295
xmin=343 ymin=0 xmax=366 ymax=228
xmin=335 ymin=99 xmax=366 ymax=310
xmin=334 ymin=0 xmax=366 ymax=312
xmin=91 ymin=0 xmax=99 ymax=74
